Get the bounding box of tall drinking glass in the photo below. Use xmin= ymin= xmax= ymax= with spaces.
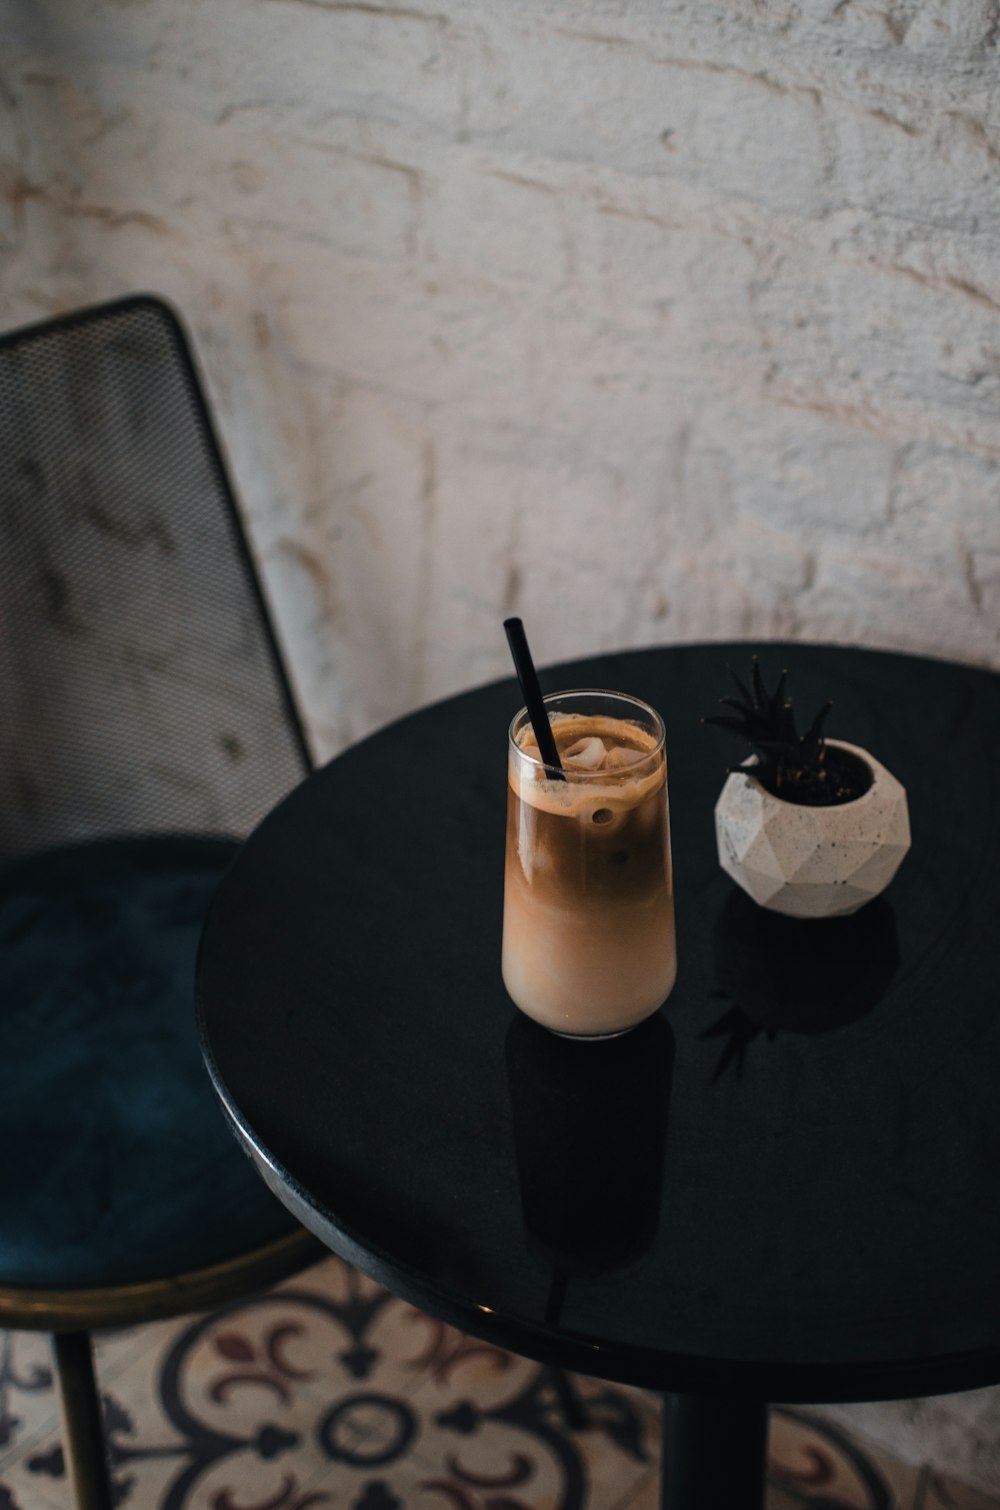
xmin=502 ymin=690 xmax=676 ymax=1038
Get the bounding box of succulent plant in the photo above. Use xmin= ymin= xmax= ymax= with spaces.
xmin=704 ymin=657 xmax=868 ymax=806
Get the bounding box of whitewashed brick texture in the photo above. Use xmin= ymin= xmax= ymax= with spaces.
xmin=3 ymin=0 xmax=1000 ymax=1485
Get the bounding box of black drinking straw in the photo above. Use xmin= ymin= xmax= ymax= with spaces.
xmin=503 ymin=617 xmax=566 ymax=780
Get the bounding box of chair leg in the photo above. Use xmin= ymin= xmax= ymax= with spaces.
xmin=51 ymin=1331 xmax=115 ymax=1510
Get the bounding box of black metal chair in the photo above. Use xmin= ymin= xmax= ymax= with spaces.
xmin=0 ymin=295 xmax=324 ymax=1508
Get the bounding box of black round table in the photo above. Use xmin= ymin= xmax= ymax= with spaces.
xmin=197 ymin=642 xmax=1000 ymax=1509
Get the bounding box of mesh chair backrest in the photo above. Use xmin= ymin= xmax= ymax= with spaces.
xmin=0 ymin=295 xmax=311 ymax=859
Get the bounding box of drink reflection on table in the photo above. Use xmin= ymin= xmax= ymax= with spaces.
xmin=704 ymin=889 xmax=900 ymax=1080
xmin=505 ymin=1010 xmax=674 ymax=1323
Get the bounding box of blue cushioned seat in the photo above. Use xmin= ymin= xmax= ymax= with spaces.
xmin=0 ymin=834 xmax=299 ymax=1292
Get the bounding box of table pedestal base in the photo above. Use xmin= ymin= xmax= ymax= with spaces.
xmin=661 ymin=1394 xmax=768 ymax=1509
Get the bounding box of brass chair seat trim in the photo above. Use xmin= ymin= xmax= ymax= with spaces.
xmin=0 ymin=1227 xmax=325 ymax=1332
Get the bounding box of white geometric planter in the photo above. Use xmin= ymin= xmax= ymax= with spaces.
xmin=714 ymin=739 xmax=911 ymax=919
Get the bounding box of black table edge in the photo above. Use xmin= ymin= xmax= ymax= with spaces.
xmin=197 ymin=1006 xmax=1000 ymax=1407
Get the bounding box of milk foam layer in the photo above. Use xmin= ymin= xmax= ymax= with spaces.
xmin=511 ymin=714 xmax=663 ymax=819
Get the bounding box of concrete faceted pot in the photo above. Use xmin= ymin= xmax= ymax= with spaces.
xmin=714 ymin=739 xmax=911 ymax=919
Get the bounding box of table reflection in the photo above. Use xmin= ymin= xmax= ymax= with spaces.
xmin=505 ymin=1011 xmax=673 ymax=1298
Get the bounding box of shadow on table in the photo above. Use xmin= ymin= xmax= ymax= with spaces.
xmin=703 ymin=888 xmax=900 ymax=1080
xmin=505 ymin=1010 xmax=674 ymax=1314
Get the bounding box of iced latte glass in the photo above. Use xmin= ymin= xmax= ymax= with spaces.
xmin=502 ymin=691 xmax=676 ymax=1038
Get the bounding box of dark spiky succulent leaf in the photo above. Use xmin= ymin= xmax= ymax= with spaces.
xmin=703 ymin=656 xmax=837 ymax=800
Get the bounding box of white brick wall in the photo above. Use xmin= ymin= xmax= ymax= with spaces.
xmin=2 ymin=0 xmax=1000 ymax=1481
xmin=3 ymin=0 xmax=999 ymax=756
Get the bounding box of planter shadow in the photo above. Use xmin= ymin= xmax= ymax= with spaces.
xmin=702 ymin=888 xmax=899 ymax=1080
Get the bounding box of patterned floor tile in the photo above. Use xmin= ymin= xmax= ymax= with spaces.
xmin=912 ymin=1466 xmax=1000 ymax=1510
xmin=553 ymin=1374 xmax=660 ymax=1509
xmin=403 ymin=1357 xmax=658 ymax=1510
xmin=867 ymin=1449 xmax=923 ymax=1510
xmin=607 ymin=1463 xmax=660 ymax=1509
xmin=0 ymin=1465 xmax=66 ymax=1510
xmin=312 ymin=1411 xmax=576 ymax=1508
xmin=2 ymin=1256 xmax=998 ymax=1510
xmin=768 ymin=1486 xmax=810 ymax=1510
xmin=770 ymin=1408 xmax=915 ymax=1508
xmin=0 ymin=1331 xmax=58 ymax=1468
xmin=359 ymin=1299 xmax=539 ymax=1423
xmin=768 ymin=1414 xmax=1000 ymax=1510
